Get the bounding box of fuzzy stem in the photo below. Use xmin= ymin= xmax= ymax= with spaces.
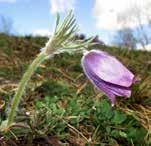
xmin=7 ymin=53 xmax=47 ymax=128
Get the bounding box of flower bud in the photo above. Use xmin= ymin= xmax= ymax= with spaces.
xmin=82 ymin=49 xmax=135 ymax=106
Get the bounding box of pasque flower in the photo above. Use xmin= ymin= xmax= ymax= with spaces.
xmin=82 ymin=50 xmax=135 ymax=106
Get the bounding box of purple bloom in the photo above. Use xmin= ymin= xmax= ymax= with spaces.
xmin=81 ymin=50 xmax=135 ymax=106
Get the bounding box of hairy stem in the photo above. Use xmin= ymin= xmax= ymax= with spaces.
xmin=7 ymin=53 xmax=47 ymax=128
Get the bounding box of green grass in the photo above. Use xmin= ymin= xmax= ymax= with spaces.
xmin=0 ymin=33 xmax=151 ymax=145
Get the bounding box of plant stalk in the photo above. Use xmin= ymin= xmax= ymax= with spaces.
xmin=7 ymin=53 xmax=47 ymax=128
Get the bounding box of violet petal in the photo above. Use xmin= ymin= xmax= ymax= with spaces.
xmin=83 ymin=64 xmax=131 ymax=105
xmin=82 ymin=50 xmax=134 ymax=87
xmin=81 ymin=49 xmax=135 ymax=105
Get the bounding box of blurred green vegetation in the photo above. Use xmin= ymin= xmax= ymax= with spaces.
xmin=0 ymin=33 xmax=151 ymax=146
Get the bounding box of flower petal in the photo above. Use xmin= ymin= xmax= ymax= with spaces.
xmin=85 ymin=67 xmax=116 ymax=105
xmin=82 ymin=64 xmax=131 ymax=105
xmin=82 ymin=50 xmax=134 ymax=87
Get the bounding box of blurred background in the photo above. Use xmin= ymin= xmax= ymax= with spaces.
xmin=0 ymin=0 xmax=151 ymax=50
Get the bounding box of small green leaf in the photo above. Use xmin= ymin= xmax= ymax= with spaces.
xmin=112 ymin=111 xmax=127 ymax=124
xmin=119 ymin=131 xmax=127 ymax=138
xmin=100 ymin=99 xmax=113 ymax=119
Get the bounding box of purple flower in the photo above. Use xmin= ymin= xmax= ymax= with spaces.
xmin=81 ymin=50 xmax=135 ymax=106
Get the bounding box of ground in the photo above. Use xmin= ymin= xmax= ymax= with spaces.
xmin=0 ymin=33 xmax=151 ymax=146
